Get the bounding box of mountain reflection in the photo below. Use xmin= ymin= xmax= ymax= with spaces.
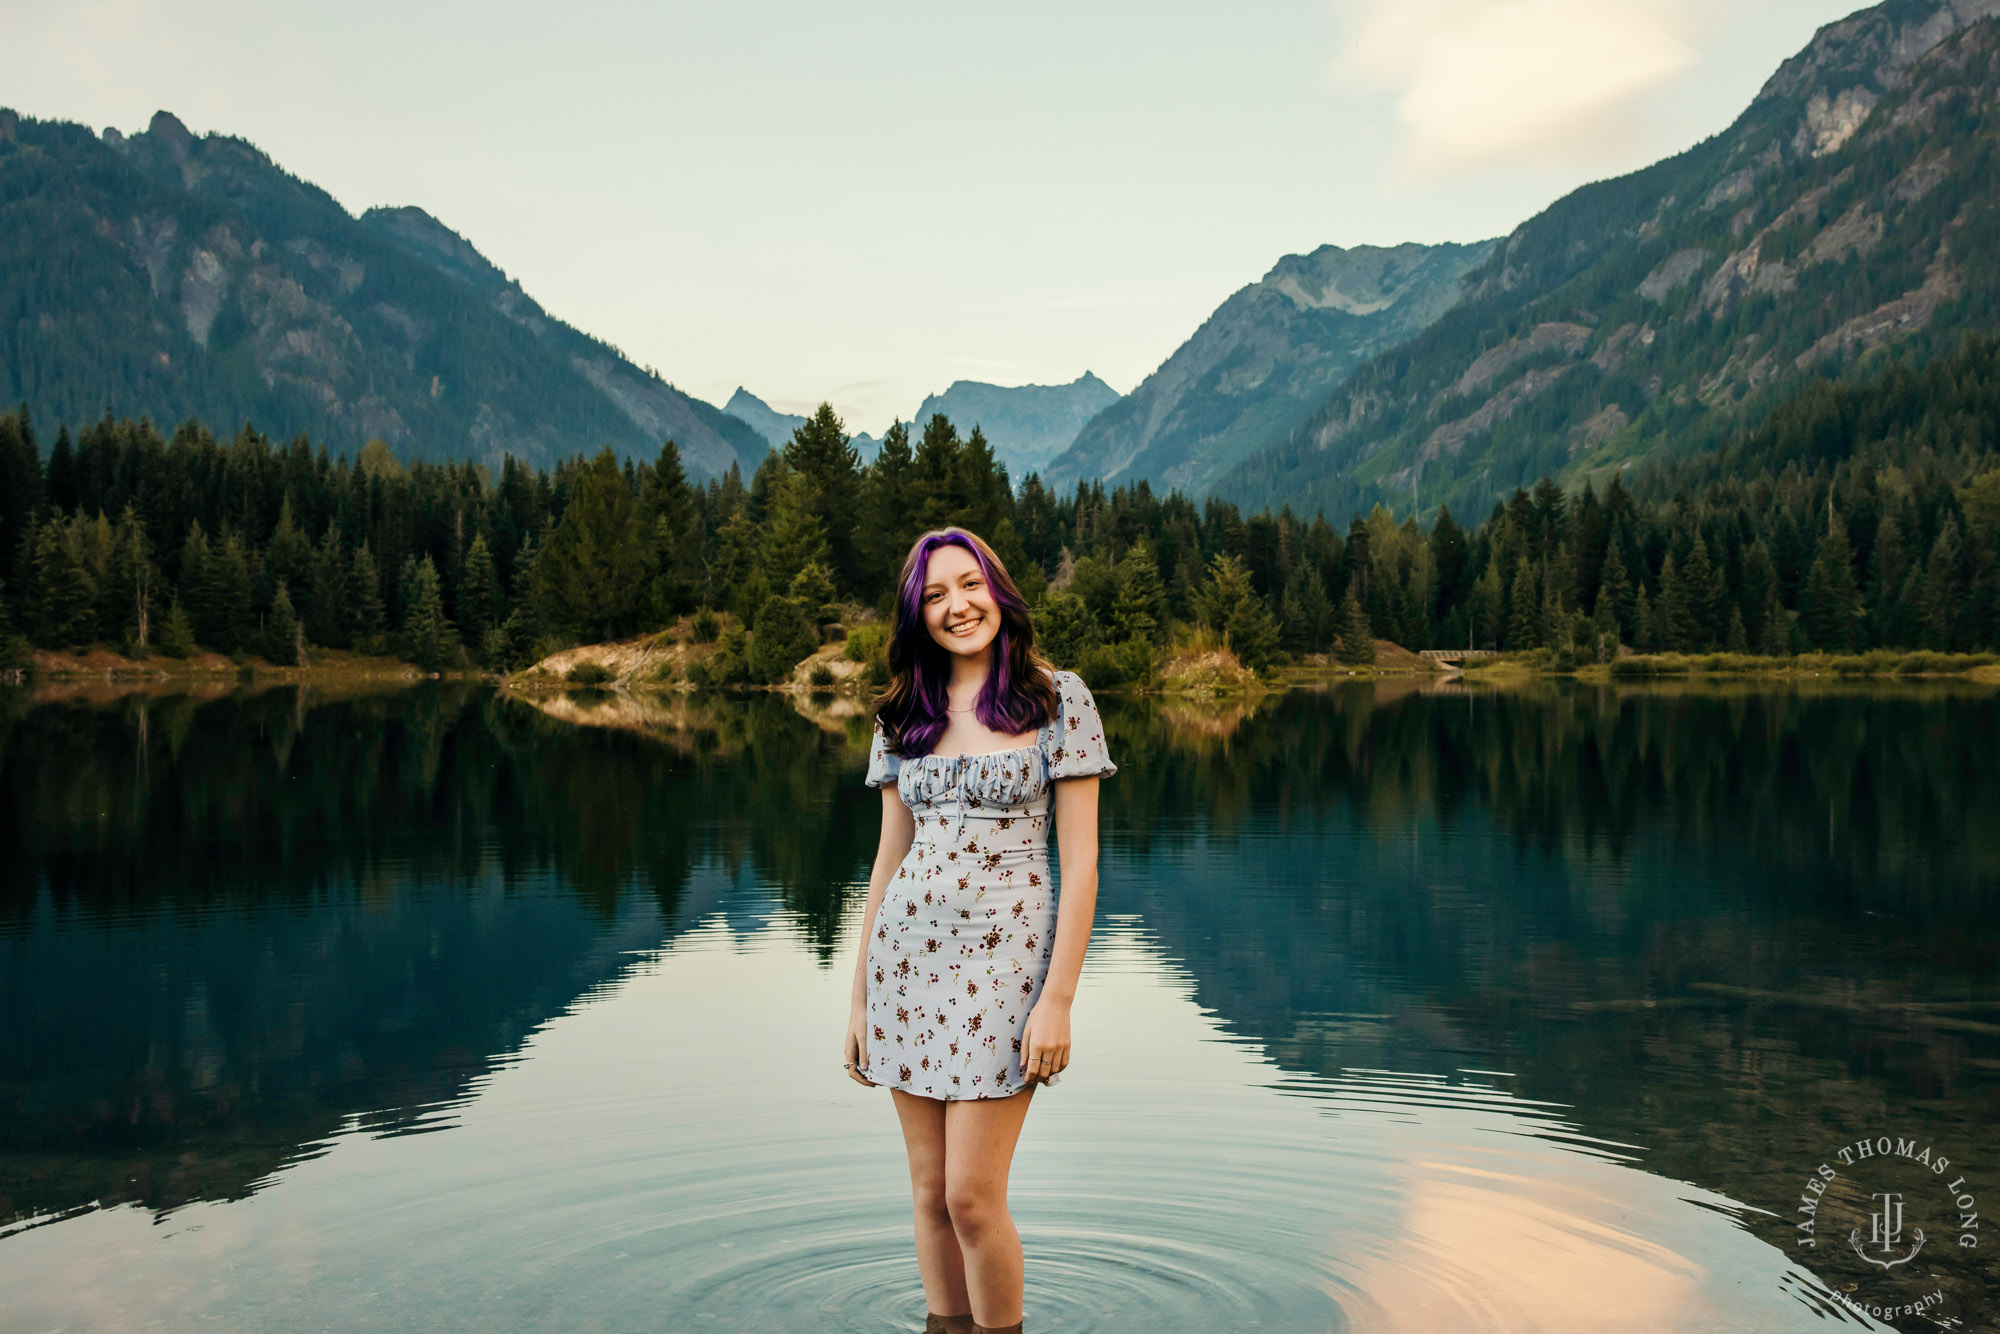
xmin=3 ymin=678 xmax=1996 ymax=1319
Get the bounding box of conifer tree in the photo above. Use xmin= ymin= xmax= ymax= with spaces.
xmin=267 ymin=496 xmax=312 ymax=591
xmin=402 ymin=556 xmax=456 ymax=671
xmin=1740 ymin=539 xmax=1781 ymax=650
xmin=1656 ymin=553 xmax=1698 ymax=652
xmin=1919 ymin=518 xmax=1965 ymax=650
xmin=759 ymin=466 xmax=833 ymax=592
xmin=1633 ymin=585 xmax=1660 ymax=652
xmin=351 ymin=542 xmax=387 ymax=651
xmin=457 ymin=533 xmax=503 ymax=649
xmin=783 ymin=405 xmax=863 ymax=592
xmin=1200 ymin=554 xmax=1280 ymax=670
xmin=213 ymin=528 xmax=256 ymax=654
xmin=1595 ymin=543 xmax=1633 ymax=636
xmin=158 ymin=595 xmax=197 ymax=659
xmin=1469 ymin=560 xmax=1504 ymax=649
xmin=863 ymin=422 xmax=918 ymax=587
xmin=748 ymin=592 xmax=817 ymax=683
xmin=265 ymin=581 xmax=303 ymax=665
xmin=1506 ymin=558 xmax=1539 ymax=649
xmin=1683 ymin=536 xmax=1724 ymax=644
xmin=45 ymin=425 xmax=79 ymax=513
xmin=532 ymin=448 xmax=649 ymax=641
xmin=307 ymin=523 xmax=350 ymax=648
xmin=1034 ymin=591 xmax=1100 ymax=670
xmin=1113 ymin=540 xmax=1169 ymax=646
xmin=1280 ymin=563 xmax=1335 ymax=655
xmin=104 ymin=506 xmax=156 ymax=649
xmin=1799 ymin=516 xmax=1863 ymax=650
xmin=30 ymin=515 xmax=97 ymax=648
xmin=1726 ymin=606 xmax=1749 ymax=652
xmin=1336 ymin=589 xmax=1375 ymax=664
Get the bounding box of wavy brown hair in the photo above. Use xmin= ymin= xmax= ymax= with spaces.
xmin=874 ymin=527 xmax=1057 ymax=758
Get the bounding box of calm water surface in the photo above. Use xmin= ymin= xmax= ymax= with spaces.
xmin=2 ymin=679 xmax=1997 ymax=1332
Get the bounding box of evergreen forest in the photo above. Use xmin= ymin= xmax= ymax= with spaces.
xmin=2 ymin=334 xmax=1999 ymax=682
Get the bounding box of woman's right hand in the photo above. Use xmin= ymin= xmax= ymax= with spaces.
xmin=844 ymin=1007 xmax=877 ymax=1087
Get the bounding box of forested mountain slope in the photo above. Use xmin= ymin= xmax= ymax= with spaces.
xmin=1215 ymin=0 xmax=2000 ymax=522
xmin=0 ymin=110 xmax=767 ymax=478
xmin=914 ymin=372 xmax=1119 ymax=478
xmin=1045 ymin=241 xmax=1491 ymax=497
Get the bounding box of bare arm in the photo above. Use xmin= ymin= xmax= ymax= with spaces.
xmin=845 ymin=785 xmax=915 ymax=1084
xmin=1021 ymin=774 xmax=1100 ymax=1083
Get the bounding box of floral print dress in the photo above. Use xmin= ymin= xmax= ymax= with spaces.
xmin=863 ymin=670 xmax=1116 ymax=1101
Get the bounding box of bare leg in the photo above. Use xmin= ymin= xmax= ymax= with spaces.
xmin=891 ymin=1089 xmax=971 ymax=1320
xmin=943 ymin=1087 xmax=1036 ymax=1328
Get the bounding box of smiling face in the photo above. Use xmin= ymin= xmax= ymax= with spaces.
xmin=921 ymin=542 xmax=1002 ymax=660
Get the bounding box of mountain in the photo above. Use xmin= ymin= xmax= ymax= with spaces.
xmin=0 ymin=109 xmax=768 ymax=479
xmin=1215 ymin=0 xmax=2000 ymax=522
xmin=913 ymin=372 xmax=1120 ymax=478
xmin=1045 ymin=242 xmax=1492 ymax=497
xmin=723 ymin=386 xmax=877 ymax=461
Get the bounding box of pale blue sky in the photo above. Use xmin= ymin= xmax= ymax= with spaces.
xmin=10 ymin=0 xmax=1863 ymax=433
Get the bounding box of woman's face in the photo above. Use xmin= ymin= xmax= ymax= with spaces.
xmin=921 ymin=543 xmax=1002 ymax=660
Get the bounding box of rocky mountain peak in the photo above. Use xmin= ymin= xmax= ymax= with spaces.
xmin=363 ymin=206 xmax=511 ymax=294
xmin=146 ymin=109 xmax=193 ymax=160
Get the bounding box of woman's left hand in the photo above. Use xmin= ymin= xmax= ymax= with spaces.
xmin=1021 ymin=996 xmax=1072 ymax=1084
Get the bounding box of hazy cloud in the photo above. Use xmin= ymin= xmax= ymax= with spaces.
xmin=1334 ymin=0 xmax=1703 ymax=175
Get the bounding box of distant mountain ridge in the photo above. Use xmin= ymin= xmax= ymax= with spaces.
xmin=1215 ymin=0 xmax=2000 ymax=521
xmin=911 ymin=372 xmax=1119 ymax=479
xmin=0 ymin=109 xmax=767 ymax=478
xmin=1044 ymin=241 xmax=1494 ymax=497
xmin=723 ymin=386 xmax=877 ymax=461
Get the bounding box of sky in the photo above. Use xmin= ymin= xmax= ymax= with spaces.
xmin=8 ymin=0 xmax=1866 ymax=435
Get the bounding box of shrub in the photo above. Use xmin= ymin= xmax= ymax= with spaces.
xmin=845 ymin=624 xmax=885 ymax=663
xmin=650 ymin=659 xmax=680 ymax=684
xmin=808 ymin=662 xmax=836 ymax=688
xmin=691 ymin=609 xmax=721 ymax=643
xmin=567 ymin=661 xmax=614 ymax=685
xmin=749 ymin=595 xmax=819 ymax=683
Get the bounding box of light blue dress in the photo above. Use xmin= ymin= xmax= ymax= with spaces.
xmin=863 ymin=670 xmax=1116 ymax=1100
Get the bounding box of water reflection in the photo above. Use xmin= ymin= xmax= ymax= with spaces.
xmin=1 ymin=679 xmax=1996 ymax=1329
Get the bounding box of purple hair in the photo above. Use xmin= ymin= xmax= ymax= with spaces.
xmin=875 ymin=528 xmax=1057 ymax=758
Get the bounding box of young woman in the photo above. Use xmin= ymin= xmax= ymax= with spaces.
xmin=842 ymin=527 xmax=1115 ymax=1334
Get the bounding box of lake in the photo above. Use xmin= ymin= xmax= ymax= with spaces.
xmin=2 ymin=679 xmax=1996 ymax=1332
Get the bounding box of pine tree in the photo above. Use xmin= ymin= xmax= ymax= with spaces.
xmin=351 ymin=542 xmax=387 ymax=650
xmin=401 ymin=555 xmax=457 ymax=671
xmin=213 ymin=528 xmax=256 ymax=654
xmin=104 ymin=505 xmax=156 ymax=650
xmin=45 ymin=425 xmax=79 ymax=512
xmin=458 ymin=532 xmax=503 ymax=648
xmin=308 ymin=522 xmax=350 ymax=648
xmin=1034 ymin=591 xmax=1100 ymax=670
xmin=1726 ymin=605 xmax=1749 ymax=652
xmin=1634 ymin=585 xmax=1661 ymax=652
xmin=864 ymin=421 xmax=918 ymax=589
xmin=642 ymin=440 xmax=698 ymax=617
xmin=265 ymin=580 xmax=303 ymax=665
xmin=1280 ymin=563 xmax=1335 ymax=655
xmin=1200 ymin=553 xmax=1280 ymax=671
xmin=157 ymin=595 xmax=198 ymax=659
xmin=748 ymin=592 xmax=818 ymax=683
xmin=1336 ymin=589 xmax=1375 ymax=664
xmin=1469 ymin=560 xmax=1504 ymax=649
xmin=30 ymin=515 xmax=97 ymax=648
xmin=1799 ymin=516 xmax=1862 ymax=651
xmin=1683 ymin=536 xmax=1725 ymax=646
xmin=1506 ymin=558 xmax=1539 ymax=649
xmin=1656 ymin=553 xmax=1698 ymax=652
xmin=1113 ymin=540 xmax=1169 ymax=646
xmin=1919 ymin=517 xmax=1965 ymax=650
xmin=782 ymin=404 xmax=864 ymax=592
xmin=1756 ymin=594 xmax=1789 ymax=656
xmin=789 ymin=561 xmax=838 ymax=625
xmin=266 ymin=495 xmax=313 ymax=591
xmin=1596 ymin=543 xmax=1634 ymax=635
xmin=759 ymin=465 xmax=833 ymax=591
xmin=1741 ymin=539 xmax=1781 ymax=650
xmin=532 ymin=447 xmax=650 ymax=641
xmin=178 ymin=520 xmax=219 ymax=646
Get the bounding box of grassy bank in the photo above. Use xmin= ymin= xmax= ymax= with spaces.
xmin=1459 ymin=648 xmax=2000 ymax=681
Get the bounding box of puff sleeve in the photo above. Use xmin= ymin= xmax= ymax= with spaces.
xmin=865 ymin=720 xmax=905 ymax=789
xmin=1044 ymin=671 xmax=1117 ymax=780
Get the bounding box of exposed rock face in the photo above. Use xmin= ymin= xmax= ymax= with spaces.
xmin=914 ymin=372 xmax=1119 ymax=479
xmin=0 ymin=110 xmax=765 ymax=477
xmin=1044 ymin=241 xmax=1491 ymax=496
xmin=1214 ymin=0 xmax=2000 ymax=523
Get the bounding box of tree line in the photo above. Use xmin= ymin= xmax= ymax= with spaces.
xmin=1 ymin=334 xmax=1998 ymax=679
